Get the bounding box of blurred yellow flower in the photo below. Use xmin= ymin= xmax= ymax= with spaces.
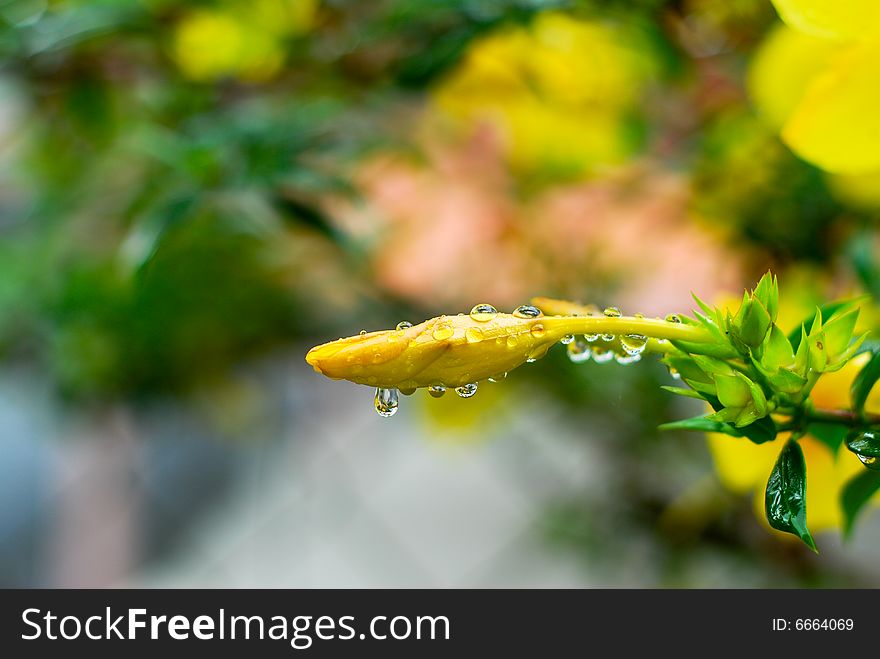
xmin=750 ymin=1 xmax=880 ymax=174
xmin=432 ymin=12 xmax=657 ymax=179
xmin=172 ymin=0 xmax=317 ymax=82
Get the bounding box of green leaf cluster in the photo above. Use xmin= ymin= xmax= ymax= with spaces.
xmin=660 ymin=272 xmax=878 ymax=549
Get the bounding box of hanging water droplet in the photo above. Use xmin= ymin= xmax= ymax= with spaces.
xmin=399 ymin=387 xmax=416 ymax=396
xmin=396 ymin=321 xmax=413 ymax=331
xmin=526 ymin=357 xmax=537 ymax=363
xmin=428 ymin=384 xmax=446 ymax=398
xmin=360 ymin=330 xmax=367 ymax=336
xmin=465 ymin=327 xmax=484 ymax=343
xmin=567 ymin=337 xmax=591 ymax=363
xmin=561 ymin=334 xmax=574 ymax=345
xmin=858 ymin=454 xmax=880 ymax=469
xmin=620 ymin=333 xmax=648 ymax=356
xmin=488 ymin=373 xmax=507 ymax=383
xmin=668 ymin=366 xmax=681 ymax=380
xmin=455 ymin=383 xmax=478 ymax=398
xmin=513 ymin=305 xmax=543 ymax=319
xmin=432 ymin=321 xmax=454 ymax=341
xmin=584 ymin=332 xmax=599 ymax=342
xmin=374 ymin=388 xmax=399 ymax=417
xmin=592 ymin=346 xmax=615 ymax=364
xmin=470 ymin=303 xmax=498 ymax=322
xmin=604 ymin=306 xmax=621 ymax=318
xmin=665 ymin=313 xmax=681 ymax=324
xmin=530 ymin=323 xmax=546 ymax=338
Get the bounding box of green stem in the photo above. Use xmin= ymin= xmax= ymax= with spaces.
xmin=542 ymin=315 xmax=713 ymax=345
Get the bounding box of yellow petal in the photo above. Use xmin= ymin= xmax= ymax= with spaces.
xmin=747 ymin=24 xmax=840 ymax=130
xmin=782 ymin=38 xmax=880 ymax=174
xmin=771 ymin=0 xmax=880 ymax=40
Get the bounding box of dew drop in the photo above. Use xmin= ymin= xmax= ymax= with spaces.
xmin=374 ymin=388 xmax=399 ymax=417
xmin=466 ymin=327 xmax=484 ymax=343
xmin=428 ymin=384 xmax=446 ymax=398
xmin=506 ymin=335 xmax=519 ymax=348
xmin=432 ymin=321 xmax=454 ymax=341
xmin=396 ymin=321 xmax=413 ymax=331
xmin=488 ymin=373 xmax=507 ymax=383
xmin=526 ymin=357 xmax=537 ymax=363
xmin=399 ymin=387 xmax=416 ymax=396
xmin=604 ymin=306 xmax=621 ymax=318
xmin=592 ymin=346 xmax=615 ymax=364
xmin=668 ymin=367 xmax=681 ymax=380
xmin=360 ymin=330 xmax=367 ymax=336
xmin=455 ymin=383 xmax=478 ymax=398
xmin=470 ymin=303 xmax=498 ymax=322
xmin=665 ymin=313 xmax=682 ymax=324
xmin=561 ymin=334 xmax=575 ymax=345
xmin=567 ymin=337 xmax=591 ymax=363
xmin=634 ymin=312 xmax=645 ymax=319
xmin=530 ymin=323 xmax=546 ymax=338
xmin=620 ymin=333 xmax=648 ymax=356
xmin=601 ymin=332 xmax=615 ymax=342
xmin=584 ymin=332 xmax=599 ymax=342
xmin=513 ymin=305 xmax=543 ymax=319
xmin=858 ymin=454 xmax=880 ymax=469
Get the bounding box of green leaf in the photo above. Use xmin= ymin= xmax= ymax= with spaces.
xmin=669 ymin=340 xmax=740 ymax=359
xmin=823 ymin=308 xmax=859 ymax=358
xmin=767 ymin=368 xmax=807 ymax=395
xmin=765 ymin=440 xmax=817 ymax=552
xmin=735 ymin=297 xmax=772 ymax=348
xmin=841 ymin=470 xmax=880 ymax=537
xmin=739 ymin=416 xmax=777 ymax=443
xmin=807 ymin=422 xmax=847 ymax=454
xmin=753 ymin=271 xmax=779 ymax=322
xmin=690 ymin=354 xmax=735 ymax=377
xmin=788 ymin=298 xmax=863 ymax=350
xmin=659 ymin=415 xmax=743 ymax=436
xmin=715 ymin=373 xmax=751 ymax=408
xmin=761 ymin=324 xmax=795 ymax=371
xmin=851 ymin=350 xmax=880 ymax=414
xmin=845 ymin=430 xmax=880 ymax=458
xmin=660 ymin=385 xmax=707 ymax=401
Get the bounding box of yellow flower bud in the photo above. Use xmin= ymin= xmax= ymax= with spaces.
xmin=306 ymin=306 xmax=712 ymax=390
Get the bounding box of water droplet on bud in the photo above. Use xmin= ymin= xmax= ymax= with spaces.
xmin=466 ymin=327 xmax=484 ymax=343
xmin=432 ymin=321 xmax=454 ymax=340
xmin=604 ymin=306 xmax=621 ymax=318
xmin=513 ymin=305 xmax=543 ymax=319
xmin=374 ymin=388 xmax=399 ymax=417
xmin=530 ymin=323 xmax=546 ymax=338
xmin=396 ymin=321 xmax=413 ymax=331
xmin=455 ymin=383 xmax=478 ymax=398
xmin=428 ymin=384 xmax=446 ymax=398
xmin=620 ymin=334 xmax=648 ymax=356
xmin=470 ymin=304 xmax=498 ymax=322
xmin=488 ymin=373 xmax=507 ymax=383
xmin=561 ymin=334 xmax=574 ymax=345
xmin=665 ymin=314 xmax=681 ymax=324
xmin=360 ymin=330 xmax=367 ymax=336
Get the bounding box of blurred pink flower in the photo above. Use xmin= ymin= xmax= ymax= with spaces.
xmin=334 ymin=132 xmax=747 ymax=314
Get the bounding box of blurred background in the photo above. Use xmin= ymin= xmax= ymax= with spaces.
xmin=2 ymin=0 xmax=880 ymax=588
